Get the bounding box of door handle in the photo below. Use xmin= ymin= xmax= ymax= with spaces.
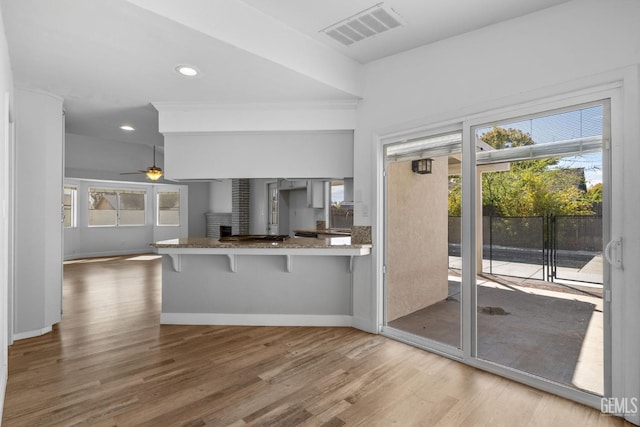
xmin=604 ymin=238 xmax=623 ymax=269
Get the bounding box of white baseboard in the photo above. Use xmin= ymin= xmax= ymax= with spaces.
xmin=13 ymin=325 xmax=52 ymax=341
xmin=351 ymin=315 xmax=378 ymax=334
xmin=0 ymin=368 xmax=6 ymax=422
xmin=160 ymin=312 xmax=353 ymax=327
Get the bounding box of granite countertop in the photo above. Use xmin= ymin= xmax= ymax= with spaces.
xmin=151 ymin=236 xmax=372 ymax=250
xmin=294 ymin=228 xmax=351 ymax=237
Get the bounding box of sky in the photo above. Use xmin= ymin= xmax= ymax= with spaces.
xmin=332 ymin=184 xmax=344 ymax=203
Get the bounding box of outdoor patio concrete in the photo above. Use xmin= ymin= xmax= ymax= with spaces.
xmin=388 ymin=271 xmax=603 ymax=395
xmin=448 ymin=254 xmax=603 ymax=284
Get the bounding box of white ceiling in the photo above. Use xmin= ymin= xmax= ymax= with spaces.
xmin=1 ymin=0 xmax=572 ymax=147
xmin=240 ymin=0 xmax=573 ymax=64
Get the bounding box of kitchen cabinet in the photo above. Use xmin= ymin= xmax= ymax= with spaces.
xmin=279 ymin=179 xmax=307 ymax=190
xmin=307 ymin=180 xmax=326 ymax=208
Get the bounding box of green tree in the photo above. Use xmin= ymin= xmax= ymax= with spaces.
xmin=448 ymin=127 xmax=594 ymax=216
xmin=448 ymin=176 xmax=462 ymax=216
xmin=584 ymin=182 xmax=603 ymax=203
xmin=480 ymin=126 xmax=535 ymax=149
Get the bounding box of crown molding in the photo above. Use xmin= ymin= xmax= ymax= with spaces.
xmin=152 ymin=100 xmax=359 ymax=112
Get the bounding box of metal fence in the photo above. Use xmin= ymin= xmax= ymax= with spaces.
xmin=448 ymin=215 xmax=603 ymax=284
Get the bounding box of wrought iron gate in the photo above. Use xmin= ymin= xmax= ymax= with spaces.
xmin=463 ymin=214 xmax=603 ymax=284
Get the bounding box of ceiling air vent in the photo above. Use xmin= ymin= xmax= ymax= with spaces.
xmin=320 ymin=3 xmax=405 ymax=47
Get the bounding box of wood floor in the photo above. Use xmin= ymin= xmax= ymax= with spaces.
xmin=2 ymin=255 xmax=631 ymax=426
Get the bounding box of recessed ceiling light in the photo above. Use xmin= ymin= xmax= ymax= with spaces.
xmin=175 ymin=65 xmax=199 ymax=77
xmin=120 ymin=125 xmax=135 ymax=131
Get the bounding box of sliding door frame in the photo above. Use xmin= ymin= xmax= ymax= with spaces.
xmin=378 ymin=81 xmax=624 ymax=411
xmin=462 ymin=91 xmax=615 ymax=409
xmin=381 ymin=122 xmax=464 ymax=360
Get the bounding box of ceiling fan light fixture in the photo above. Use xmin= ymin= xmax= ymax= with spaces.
xmin=120 ymin=145 xmax=164 ymax=180
xmin=146 ymin=166 xmax=163 ymax=181
xmin=175 ymin=65 xmax=199 ymax=77
xmin=120 ymin=125 xmax=135 ymax=131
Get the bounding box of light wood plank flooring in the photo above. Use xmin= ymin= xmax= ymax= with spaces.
xmin=2 ymin=255 xmax=632 ymax=426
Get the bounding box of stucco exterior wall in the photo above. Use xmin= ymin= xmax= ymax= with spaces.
xmin=386 ymin=156 xmax=448 ymax=321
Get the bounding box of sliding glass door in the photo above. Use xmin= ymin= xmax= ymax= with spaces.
xmin=473 ymin=102 xmax=609 ymax=396
xmin=383 ymin=97 xmax=612 ymax=400
xmin=383 ymin=131 xmax=463 ymax=354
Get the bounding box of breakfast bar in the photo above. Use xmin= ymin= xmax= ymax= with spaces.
xmin=152 ymin=236 xmax=372 ymax=327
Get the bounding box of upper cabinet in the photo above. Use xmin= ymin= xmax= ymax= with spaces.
xmin=279 ymin=180 xmax=307 ymax=190
xmin=307 ymin=180 xmax=326 ymax=209
xmin=278 ymin=179 xmax=326 ymax=209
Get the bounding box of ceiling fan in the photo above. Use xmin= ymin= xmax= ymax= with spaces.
xmin=121 ymin=145 xmax=164 ymax=181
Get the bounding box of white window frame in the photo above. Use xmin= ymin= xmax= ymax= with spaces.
xmin=63 ymin=185 xmax=77 ymax=228
xmin=156 ymin=190 xmax=181 ymax=227
xmin=88 ymin=187 xmax=147 ymax=227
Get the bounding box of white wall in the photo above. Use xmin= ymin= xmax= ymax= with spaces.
xmin=66 ymin=133 xmax=163 ymax=182
xmin=14 ymin=88 xmax=63 ymax=339
xmin=164 ymin=131 xmax=354 ymax=179
xmin=343 ymin=178 xmax=353 ymax=202
xmin=283 ymin=188 xmax=323 ymax=236
xmin=353 ymin=0 xmax=640 ymax=422
xmin=209 ymin=179 xmax=232 ymax=213
xmin=0 ymin=6 xmax=12 ymax=418
xmin=186 ymin=181 xmax=208 ymax=236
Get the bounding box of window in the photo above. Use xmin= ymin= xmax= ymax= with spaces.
xmin=330 ymin=180 xmax=353 ymax=228
xmin=63 ymin=186 xmax=77 ymax=228
xmin=157 ymin=191 xmax=180 ymax=226
xmin=330 ymin=180 xmax=344 ymax=206
xmin=88 ymin=188 xmax=146 ymax=227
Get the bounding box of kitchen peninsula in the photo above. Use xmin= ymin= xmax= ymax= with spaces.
xmin=152 ymin=235 xmax=371 ymax=327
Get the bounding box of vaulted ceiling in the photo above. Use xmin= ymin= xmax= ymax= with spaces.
xmin=1 ymin=0 xmax=572 ymax=146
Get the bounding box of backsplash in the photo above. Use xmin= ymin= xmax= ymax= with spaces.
xmin=351 ymin=226 xmax=372 ymax=244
